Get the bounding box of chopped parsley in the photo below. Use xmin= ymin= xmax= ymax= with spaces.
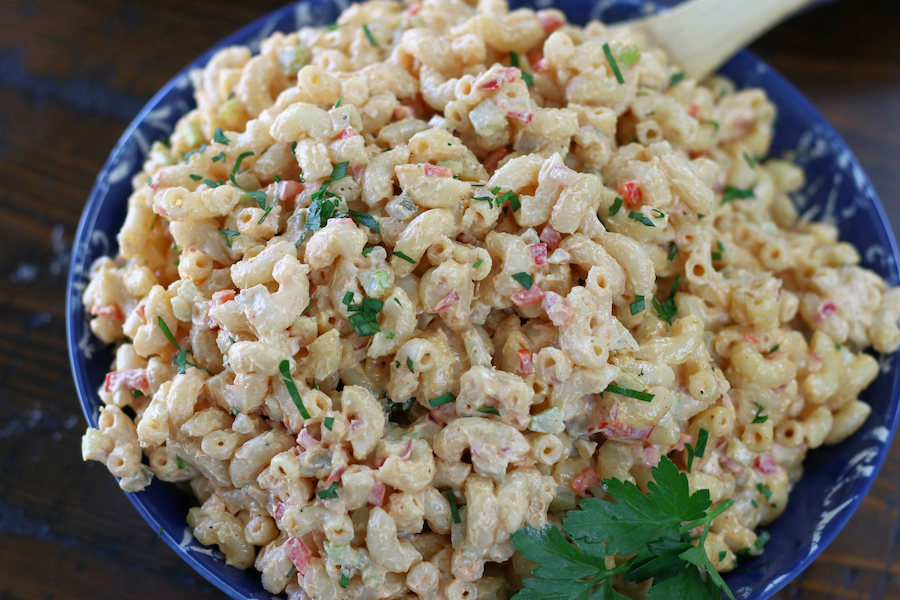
xmin=362 ymin=246 xmax=375 ymax=257
xmin=608 ymin=197 xmax=623 ymax=217
xmin=478 ymin=406 xmax=500 ymax=415
xmin=182 ymin=144 xmax=208 ymax=163
xmin=603 ymin=384 xmax=654 ymax=402
xmin=176 ymin=456 xmax=185 ymax=469
xmin=213 ymin=128 xmax=230 ymax=145
xmin=752 ymin=402 xmax=768 ymax=424
xmin=392 ymin=251 xmax=416 ymax=264
xmin=317 ymin=481 xmax=341 ymax=499
xmin=602 ymin=42 xmax=624 ymax=84
xmin=347 ymin=209 xmax=381 ymax=234
xmin=334 ymin=94 xmax=344 ymax=109
xmin=231 ymin=151 xmax=254 ymax=183
xmin=407 ymin=357 xmax=415 ymax=373
xmin=512 ymin=272 xmax=534 ymax=290
xmin=630 ymin=295 xmax=645 ymax=315
xmin=279 ymin=360 xmax=311 ymax=419
xmin=188 ymin=174 xmax=203 ymax=181
xmin=132 ymin=390 xmax=144 ymax=399
xmin=429 ymin=393 xmax=456 ymax=408
xmin=629 ymin=211 xmax=655 ymax=227
xmin=362 ymin=24 xmax=379 ymax=48
xmin=211 ymin=151 xmax=225 ymax=162
xmin=667 ymin=241 xmax=677 ymax=261
xmin=653 ymin=275 xmax=680 ymax=326
xmin=444 ymin=489 xmax=461 ymax=524
xmin=721 ymin=186 xmax=755 ymax=205
xmin=671 ymin=71 xmax=685 ymax=87
xmin=219 ymin=228 xmax=240 ymax=248
xmin=744 ymin=152 xmax=758 ymax=170
xmin=324 ymin=417 xmax=334 ymax=430
xmin=497 ymin=190 xmax=521 ymax=211
xmin=340 ymin=567 xmax=350 ymax=588
xmin=755 ymin=531 xmax=771 ymax=551
xmin=712 ymin=240 xmax=725 ymax=261
xmin=300 ymin=162 xmax=350 ymax=242
xmin=473 ymin=258 xmax=484 ymax=269
xmin=685 ymin=428 xmax=709 ymax=472
xmin=757 ymin=483 xmax=772 ymax=502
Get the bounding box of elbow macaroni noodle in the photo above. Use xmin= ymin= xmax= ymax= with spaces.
xmin=81 ymin=1 xmax=900 ymax=597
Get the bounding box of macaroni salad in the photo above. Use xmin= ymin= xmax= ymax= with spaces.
xmin=80 ymin=1 xmax=900 ymax=598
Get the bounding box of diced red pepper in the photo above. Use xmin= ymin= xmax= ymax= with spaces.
xmin=688 ymin=103 xmax=700 ymax=118
xmin=325 ymin=465 xmax=345 ymax=486
xmin=517 ymin=348 xmax=535 ymax=375
xmin=275 ymin=180 xmax=304 ymax=201
xmin=435 ymin=291 xmax=459 ymax=313
xmin=286 ymin=538 xmax=313 ymax=576
xmin=91 ymin=304 xmax=124 ymax=321
xmin=721 ymin=456 xmax=745 ymax=476
xmin=529 ymin=243 xmax=548 ymax=266
xmin=619 ymin=181 xmax=642 ymax=206
xmin=815 ymin=301 xmax=837 ymax=324
xmin=352 ymin=165 xmax=365 ymax=182
xmin=511 ymin=285 xmax=545 ymax=307
xmin=393 ymin=105 xmax=415 ymax=120
xmin=339 ymin=127 xmax=354 ymax=139
xmin=104 ymin=369 xmax=148 ymax=393
xmin=538 ymin=14 xmax=565 ymax=32
xmin=274 ymin=502 xmax=286 ymax=519
xmin=211 ymin=289 xmax=236 ymax=306
xmin=506 ymin=110 xmax=534 ymax=125
xmin=570 ymin=468 xmax=600 ymax=494
xmin=539 ymin=225 xmax=561 ymax=250
xmin=424 ymin=163 xmax=453 ymax=178
xmin=483 ymin=148 xmax=509 ymax=173
xmin=754 ymin=453 xmax=778 ymax=475
xmin=478 ymin=67 xmax=519 ymax=90
xmin=744 ymin=334 xmax=758 ymax=345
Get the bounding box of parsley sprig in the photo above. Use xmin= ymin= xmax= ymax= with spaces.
xmin=511 ymin=456 xmax=735 ymax=600
xmin=653 ymin=275 xmax=680 ymax=326
xmin=157 ymin=317 xmax=208 ymax=374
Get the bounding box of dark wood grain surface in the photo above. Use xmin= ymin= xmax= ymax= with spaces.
xmin=0 ymin=1 xmax=898 ymax=598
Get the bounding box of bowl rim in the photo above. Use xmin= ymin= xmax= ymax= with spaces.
xmin=65 ymin=2 xmax=900 ymax=599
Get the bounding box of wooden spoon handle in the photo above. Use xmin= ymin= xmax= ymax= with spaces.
xmin=629 ymin=0 xmax=817 ymax=79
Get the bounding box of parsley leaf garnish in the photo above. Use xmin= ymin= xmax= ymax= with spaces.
xmin=211 ymin=151 xmax=225 ymax=162
xmin=334 ymin=94 xmax=344 ymax=109
xmin=473 ymin=258 xmax=484 ymax=269
xmin=667 ymin=241 xmax=677 ymax=262
xmin=176 ymin=456 xmax=185 ymax=469
xmin=188 ymin=174 xmax=202 ymax=181
xmin=629 ymin=211 xmax=655 ymax=227
xmin=512 ymin=456 xmax=735 ymax=600
xmin=392 ymin=251 xmax=416 ymax=264
xmin=512 ymin=272 xmax=533 ymax=290
xmin=182 ymin=144 xmax=207 ymax=163
xmin=478 ymin=406 xmax=500 ymax=415
xmin=444 ymin=489 xmax=461 ymax=524
xmin=300 ymin=162 xmax=351 ymax=243
xmin=407 ymin=357 xmax=415 ymax=373
xmin=670 ymin=71 xmax=685 ymax=87
xmin=685 ymin=428 xmax=709 ymax=472
xmin=348 ymin=210 xmax=381 ymax=234
xmin=324 ymin=417 xmax=334 ymax=430
xmin=231 ymin=151 xmax=254 ymax=184
xmin=653 ymin=276 xmax=680 ymax=325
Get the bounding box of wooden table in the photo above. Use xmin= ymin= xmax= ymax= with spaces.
xmin=0 ymin=0 xmax=898 ymax=598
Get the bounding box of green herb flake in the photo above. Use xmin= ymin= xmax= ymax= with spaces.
xmin=392 ymin=251 xmax=416 ymax=264
xmin=324 ymin=417 xmax=334 ymax=431
xmin=602 ymin=42 xmax=625 ymax=84
xmin=349 ymin=312 xmax=381 ymax=337
xmin=407 ymin=357 xmax=415 ymax=373
xmin=317 ymin=481 xmax=341 ymax=499
xmin=348 ymin=210 xmax=381 ymax=234
xmin=132 ymin=389 xmax=144 ymax=399
xmin=211 ymin=151 xmax=225 ymax=162
xmin=478 ymin=406 xmax=500 ymax=415
xmin=230 ymin=406 xmax=239 ymax=416
xmin=744 ymin=152 xmax=758 ymax=170
xmin=362 ymin=24 xmax=379 ymax=48
xmin=340 ymin=567 xmax=350 ymax=588
xmin=609 ymin=197 xmax=623 ymax=217
xmin=752 ymin=402 xmax=768 ymax=424
xmin=629 ymin=211 xmax=655 ymax=227
xmin=755 ymin=531 xmax=771 ymax=551
xmin=603 ymin=383 xmax=654 ymax=402
xmin=630 ymin=295 xmax=645 ymax=315
xmin=429 ymin=392 xmax=455 ymax=408
xmin=219 ymin=228 xmax=240 ymax=248
xmin=444 ymin=489 xmax=461 ymax=524
xmin=617 ymin=44 xmax=642 ymax=69
xmin=213 ymin=128 xmax=230 ymax=145
xmin=158 ymin=317 xmax=180 ymax=350
xmin=751 ymin=499 xmax=759 ymax=508
xmin=512 ymin=272 xmax=534 ymax=290
xmin=386 ymin=332 xmax=395 ymax=339
xmin=719 ymin=551 xmax=727 ymax=562
xmin=757 ymin=484 xmax=772 ymax=501
xmin=473 ymin=258 xmax=484 ymax=269
xmin=671 ymin=71 xmax=685 ymax=87
xmin=231 ymin=151 xmax=254 ymax=183
xmin=667 ymin=241 xmax=677 ymax=262
xmin=188 ymin=174 xmax=203 ymax=181
xmin=362 ymin=246 xmax=375 ymax=257
xmin=722 ymin=186 xmax=755 ymax=205
xmin=176 ymin=456 xmax=185 ymax=469
xmin=279 ymin=360 xmax=311 ymax=419
xmin=334 ymin=94 xmax=344 ymax=109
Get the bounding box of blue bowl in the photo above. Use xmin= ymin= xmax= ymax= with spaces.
xmin=66 ymin=1 xmax=900 ymax=598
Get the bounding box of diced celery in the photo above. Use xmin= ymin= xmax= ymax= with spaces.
xmin=218 ymin=98 xmax=244 ymax=127
xmin=611 ymin=320 xmax=639 ymax=352
xmin=324 ymin=542 xmax=358 ymax=567
xmin=183 ymin=121 xmax=205 ymax=150
xmin=81 ymin=428 xmax=110 ymax=461
xmin=549 ymin=485 xmax=579 ymax=511
xmin=616 ymin=44 xmax=642 ymax=68
xmin=171 ymin=280 xmax=200 ymax=322
xmin=278 ymin=46 xmax=311 ymax=76
xmin=358 ymin=268 xmax=393 ymax=299
xmin=726 ymin=438 xmax=753 ymax=467
xmin=436 ymin=160 xmax=464 ymax=176
xmin=469 ymin=99 xmax=507 ymax=137
xmin=529 ymin=407 xmax=564 ymax=434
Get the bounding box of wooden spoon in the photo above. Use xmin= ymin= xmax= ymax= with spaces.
xmin=622 ymin=0 xmax=817 ymax=79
